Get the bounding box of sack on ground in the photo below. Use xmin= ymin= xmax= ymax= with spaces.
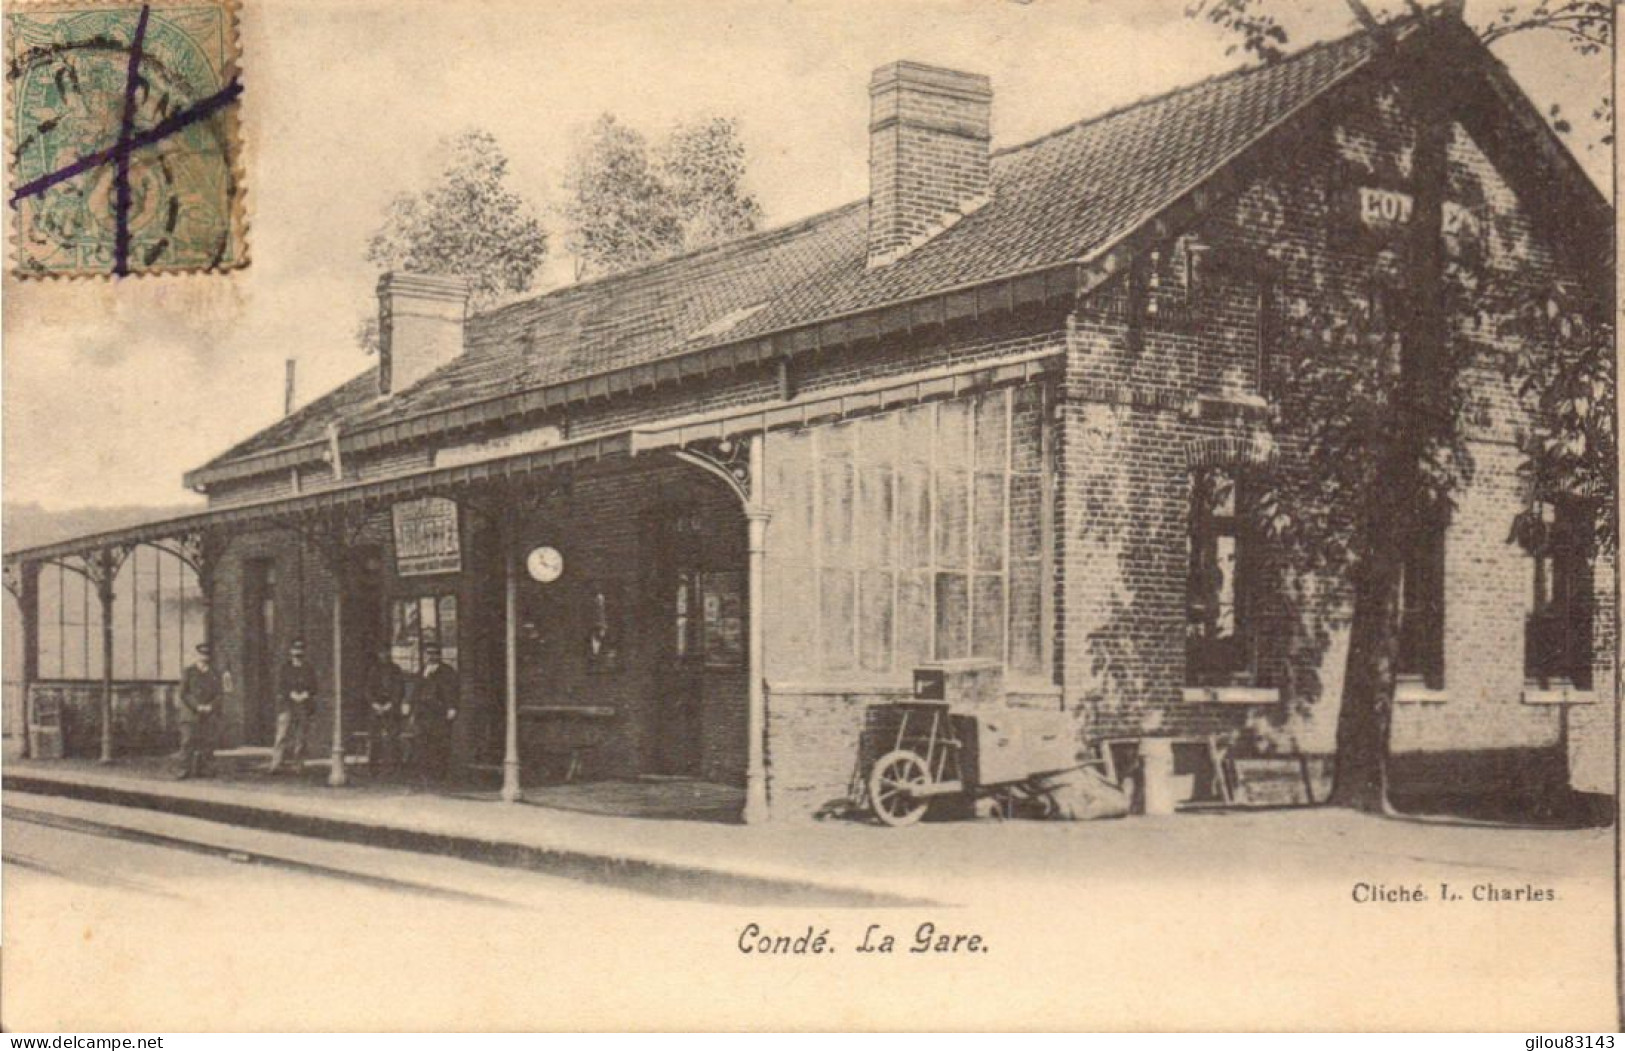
xmin=1039 ymin=767 xmax=1130 ymax=820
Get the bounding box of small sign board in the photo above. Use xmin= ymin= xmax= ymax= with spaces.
xmin=1358 ymin=185 xmax=1414 ymax=228
xmin=913 ymin=668 xmax=946 ymax=700
xmin=392 ymin=497 xmax=462 ymax=576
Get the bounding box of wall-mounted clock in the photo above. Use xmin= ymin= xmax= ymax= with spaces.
xmin=526 ymin=545 xmax=564 ymax=584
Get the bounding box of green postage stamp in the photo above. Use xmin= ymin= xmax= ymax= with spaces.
xmin=6 ymin=0 xmax=245 ymax=276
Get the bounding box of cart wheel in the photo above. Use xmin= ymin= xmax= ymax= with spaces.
xmin=868 ymin=749 xmax=932 ymax=827
xmin=1029 ymin=786 xmax=1060 ymax=820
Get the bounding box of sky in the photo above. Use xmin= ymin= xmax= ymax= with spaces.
xmin=2 ymin=0 xmax=1612 ymax=512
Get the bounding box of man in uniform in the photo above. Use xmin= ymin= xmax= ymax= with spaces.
xmin=177 ymin=642 xmax=223 ymax=779
xmin=365 ymin=644 xmax=405 ymax=775
xmin=267 ymin=639 xmax=318 ymax=774
xmin=411 ymin=640 xmax=459 ymax=785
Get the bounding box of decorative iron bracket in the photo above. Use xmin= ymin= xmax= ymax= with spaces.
xmin=150 ymin=528 xmax=234 ymax=595
xmin=88 ymin=545 xmax=133 ymax=601
xmin=675 ymin=436 xmax=752 ymax=504
xmin=2 ymin=561 xmax=25 ymax=603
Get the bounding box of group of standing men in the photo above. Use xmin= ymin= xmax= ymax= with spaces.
xmin=357 ymin=640 xmax=461 ymax=780
xmin=177 ymin=637 xmax=460 ymax=784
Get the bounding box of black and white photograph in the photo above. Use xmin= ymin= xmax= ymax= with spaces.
xmin=0 ymin=0 xmax=1617 ymax=1032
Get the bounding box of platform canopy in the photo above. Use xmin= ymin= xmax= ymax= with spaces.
xmin=3 ymin=431 xmax=632 ymax=569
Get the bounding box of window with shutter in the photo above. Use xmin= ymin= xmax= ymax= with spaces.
xmin=1525 ymin=499 xmax=1595 ymax=689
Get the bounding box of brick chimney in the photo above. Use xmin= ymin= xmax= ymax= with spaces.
xmin=867 ymin=61 xmax=992 ymax=267
xmin=376 ymin=272 xmax=471 ymax=396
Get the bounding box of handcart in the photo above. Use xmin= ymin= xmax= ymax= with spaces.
xmin=864 ymin=700 xmax=1078 ymax=826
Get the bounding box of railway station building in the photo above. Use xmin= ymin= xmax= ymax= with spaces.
xmin=5 ymin=8 xmax=1614 ymax=819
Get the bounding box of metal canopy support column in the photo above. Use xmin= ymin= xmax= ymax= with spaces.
xmin=3 ymin=562 xmax=40 ymax=759
xmin=170 ymin=530 xmax=232 ymax=649
xmin=329 ymin=583 xmax=347 ymax=787
xmin=85 ymin=546 xmax=132 ymax=764
xmin=501 ymin=528 xmax=522 ymax=803
xmin=296 ymin=508 xmax=372 ymax=789
xmin=455 ymin=484 xmax=545 ymax=806
xmin=744 ymin=499 xmax=772 ymax=825
xmin=672 ymin=433 xmax=772 ymax=823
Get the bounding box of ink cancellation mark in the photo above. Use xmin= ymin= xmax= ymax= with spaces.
xmin=7 ymin=0 xmax=245 ymax=277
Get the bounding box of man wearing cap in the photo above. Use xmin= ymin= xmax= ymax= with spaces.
xmin=267 ymin=639 xmax=319 ymax=774
xmin=410 ymin=640 xmax=459 ymax=784
xmin=177 ymin=642 xmax=223 ymax=779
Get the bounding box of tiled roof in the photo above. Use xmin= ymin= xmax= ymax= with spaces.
xmin=203 ymin=25 xmax=1385 ymax=474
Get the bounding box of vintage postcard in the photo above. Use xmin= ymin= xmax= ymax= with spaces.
xmin=0 ymin=0 xmax=1616 ymax=1033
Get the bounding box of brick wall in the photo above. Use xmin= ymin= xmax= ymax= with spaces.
xmin=1047 ymin=72 xmax=1613 ymax=799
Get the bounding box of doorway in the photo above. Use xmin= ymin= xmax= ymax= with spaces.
xmin=242 ymin=559 xmax=277 ymax=745
xmin=645 ymin=506 xmax=705 ymax=776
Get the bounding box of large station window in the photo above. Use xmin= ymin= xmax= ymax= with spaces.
xmin=764 ymin=384 xmax=1050 ymax=683
xmin=35 ymin=546 xmax=204 ymax=681
xmin=390 ymin=593 xmax=459 ymax=674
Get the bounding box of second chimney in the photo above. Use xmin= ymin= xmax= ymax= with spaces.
xmin=868 ymin=61 xmax=992 ymax=267
xmin=376 ymin=272 xmax=471 ymax=396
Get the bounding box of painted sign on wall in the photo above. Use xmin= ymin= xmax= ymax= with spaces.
xmin=392 ymin=497 xmax=462 ymax=576
xmin=1358 ymin=185 xmax=1414 ymax=227
xmin=1334 ymin=182 xmax=1484 ymax=257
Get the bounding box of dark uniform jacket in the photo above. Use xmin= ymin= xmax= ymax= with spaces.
xmin=278 ymin=660 xmax=319 ymax=713
xmin=180 ymin=663 xmax=223 ymax=724
xmin=368 ymin=658 xmax=404 ymax=715
xmin=412 ymin=663 xmax=460 ymax=723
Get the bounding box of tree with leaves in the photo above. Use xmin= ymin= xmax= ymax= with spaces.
xmin=1246 ymin=58 xmax=1468 ymax=811
xmin=359 ymin=129 xmax=549 ymax=350
xmin=661 ymin=116 xmax=765 ymax=250
xmin=1503 ymin=288 xmax=1618 ymax=556
xmin=562 ymin=113 xmax=762 ymax=280
xmin=1184 ymin=0 xmax=1614 ymax=811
